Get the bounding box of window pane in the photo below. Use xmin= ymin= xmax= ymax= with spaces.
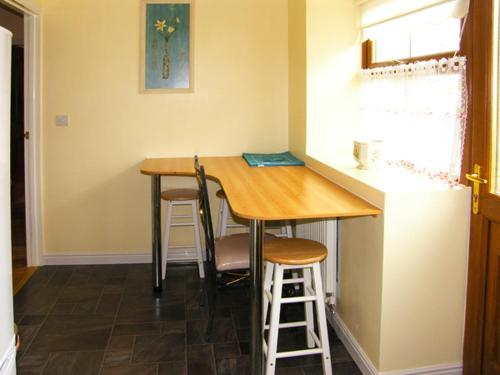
xmin=363 ymin=2 xmax=461 ymax=62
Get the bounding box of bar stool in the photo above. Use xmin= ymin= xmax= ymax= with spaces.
xmin=161 ymin=188 xmax=205 ymax=279
xmin=216 ymin=189 xmax=293 ymax=238
xmin=263 ymin=238 xmax=332 ymax=375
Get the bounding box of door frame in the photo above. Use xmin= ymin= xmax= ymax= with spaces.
xmin=461 ymin=0 xmax=500 ymax=373
xmin=1 ymin=0 xmax=41 ymax=267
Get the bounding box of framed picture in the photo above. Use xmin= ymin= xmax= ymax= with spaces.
xmin=141 ymin=0 xmax=193 ymax=92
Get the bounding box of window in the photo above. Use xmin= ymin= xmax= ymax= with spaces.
xmin=358 ymin=0 xmax=469 ymax=184
xmin=363 ymin=1 xmax=462 ymax=64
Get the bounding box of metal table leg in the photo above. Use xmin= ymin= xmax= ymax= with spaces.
xmin=151 ymin=175 xmax=162 ymax=292
xmin=250 ymin=219 xmax=265 ymax=375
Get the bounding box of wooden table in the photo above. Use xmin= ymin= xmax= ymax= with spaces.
xmin=141 ymin=156 xmax=381 ymax=375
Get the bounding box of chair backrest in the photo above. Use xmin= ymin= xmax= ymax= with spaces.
xmin=194 ymin=158 xmax=216 ymax=271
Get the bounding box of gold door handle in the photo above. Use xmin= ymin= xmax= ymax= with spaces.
xmin=465 ymin=163 xmax=488 ymax=214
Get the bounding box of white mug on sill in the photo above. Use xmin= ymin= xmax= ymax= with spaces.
xmin=353 ymin=140 xmax=384 ymax=170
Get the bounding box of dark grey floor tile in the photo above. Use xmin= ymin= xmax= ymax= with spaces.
xmin=14 ymin=264 xmax=362 ymax=375
xmin=103 ymin=351 xmax=132 ymax=367
xmin=302 ymin=361 xmax=362 ymax=375
xmin=132 ymin=334 xmax=185 ymax=363
xmin=216 ymin=355 xmax=250 ymax=375
xmin=96 ymin=293 xmax=122 ymax=314
xmin=112 ymin=322 xmax=162 ymax=336
xmin=49 ymin=302 xmax=75 ymax=315
xmin=16 ymin=353 xmax=49 ymax=375
xmin=42 ymin=351 xmax=104 ymax=375
xmin=236 ymin=328 xmax=249 ymax=342
xmin=46 ymin=270 xmax=73 ymax=287
xmin=214 ymin=343 xmax=240 ymax=359
xmin=19 ymin=315 xmax=46 ymax=326
xmin=158 ymin=360 xmax=187 ymax=375
xmin=57 ymin=285 xmax=103 ymax=304
xmin=330 ymin=342 xmax=354 ymax=364
xmin=15 ymin=289 xmax=60 ymax=315
xmin=187 ymin=344 xmax=215 ymax=375
xmin=28 ymin=315 xmax=113 ymax=354
xmin=18 ymin=325 xmax=41 ymax=357
xmin=101 ymin=363 xmax=157 ymax=375
xmin=116 ymin=303 xmax=185 ymax=323
xmin=72 ymin=301 xmax=100 ymax=315
xmin=239 ymin=342 xmax=249 ymax=355
xmin=187 ymin=319 xmax=237 ymax=345
xmin=186 ymin=306 xmax=231 ymax=321
xmin=231 ymin=308 xmax=250 ymax=329
xmin=107 ymin=336 xmax=135 ymax=352
xmin=162 ymin=320 xmax=186 ymax=335
xmin=276 ymin=367 xmax=304 ymax=375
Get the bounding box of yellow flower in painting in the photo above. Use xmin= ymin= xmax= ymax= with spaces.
xmin=167 ymin=26 xmax=175 ymax=33
xmin=176 ymin=17 xmax=180 ymax=23
xmin=155 ymin=19 xmax=166 ymax=31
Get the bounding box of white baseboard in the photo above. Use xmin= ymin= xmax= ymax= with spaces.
xmin=326 ymin=309 xmax=462 ymax=375
xmin=42 ymin=247 xmax=205 ymax=266
xmin=43 ymin=253 xmax=152 ymax=265
xmin=0 ymin=336 xmax=16 ymax=375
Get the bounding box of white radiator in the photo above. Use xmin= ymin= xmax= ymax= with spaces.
xmin=296 ymin=219 xmax=337 ymax=307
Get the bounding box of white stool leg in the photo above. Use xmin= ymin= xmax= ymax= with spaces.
xmin=162 ymin=201 xmax=173 ymax=280
xmin=265 ymin=263 xmax=284 ymax=375
xmin=280 ymin=221 xmax=293 ymax=238
xmin=312 ymin=263 xmax=332 ymax=375
xmin=303 ymin=267 xmax=315 ymax=348
xmin=192 ymin=201 xmax=205 ymax=278
xmin=216 ymin=197 xmax=224 ymax=238
xmin=220 ymin=198 xmax=230 ymax=237
xmin=263 ymin=261 xmax=274 ymax=325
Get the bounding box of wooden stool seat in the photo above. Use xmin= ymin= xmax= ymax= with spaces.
xmin=264 ymin=238 xmax=327 ymax=265
xmin=161 ymin=188 xmax=199 ymax=201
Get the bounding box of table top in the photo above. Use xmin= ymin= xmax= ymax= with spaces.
xmin=141 ymin=156 xmax=382 ymax=220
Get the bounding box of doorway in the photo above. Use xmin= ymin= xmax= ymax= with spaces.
xmin=0 ymin=2 xmax=35 ymax=293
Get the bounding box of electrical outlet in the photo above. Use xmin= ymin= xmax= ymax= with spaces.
xmin=55 ymin=114 xmax=69 ymax=127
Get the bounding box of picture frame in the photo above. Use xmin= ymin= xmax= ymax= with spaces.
xmin=140 ymin=0 xmax=193 ymax=93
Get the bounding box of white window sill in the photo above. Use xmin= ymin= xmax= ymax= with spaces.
xmin=331 ymin=161 xmax=465 ymax=194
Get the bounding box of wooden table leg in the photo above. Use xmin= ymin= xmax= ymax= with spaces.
xmin=250 ymin=219 xmax=265 ymax=375
xmin=152 ymin=175 xmax=162 ymax=292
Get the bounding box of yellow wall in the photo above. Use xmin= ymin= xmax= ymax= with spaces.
xmin=41 ymin=0 xmax=289 ymax=254
xmin=305 ymin=0 xmax=360 ymax=165
xmin=288 ymin=0 xmax=306 ymax=159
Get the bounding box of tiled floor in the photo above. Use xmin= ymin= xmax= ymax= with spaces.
xmin=14 ymin=264 xmax=362 ymax=375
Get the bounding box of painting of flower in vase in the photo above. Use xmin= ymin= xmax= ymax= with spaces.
xmin=141 ymin=0 xmax=192 ymax=92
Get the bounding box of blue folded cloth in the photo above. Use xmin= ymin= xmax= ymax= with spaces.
xmin=242 ymin=152 xmax=305 ymax=167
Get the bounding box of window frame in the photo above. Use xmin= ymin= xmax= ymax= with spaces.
xmin=361 ymin=38 xmax=458 ymax=69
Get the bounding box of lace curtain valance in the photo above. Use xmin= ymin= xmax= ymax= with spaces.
xmin=360 ymin=56 xmax=467 ymax=184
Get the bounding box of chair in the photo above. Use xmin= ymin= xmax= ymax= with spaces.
xmin=216 ymin=188 xmax=293 ymax=238
xmin=161 ymin=188 xmax=205 ymax=280
xmin=263 ymin=239 xmax=332 ymax=375
xmin=194 ymin=159 xmax=273 ymax=340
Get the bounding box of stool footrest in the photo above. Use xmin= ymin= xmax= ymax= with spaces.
xmin=275 ymin=348 xmax=324 ymax=359
xmin=281 ymin=295 xmax=317 ymax=304
xmin=264 ymin=321 xmax=308 ymax=330
xmin=170 ymin=222 xmax=195 ymax=227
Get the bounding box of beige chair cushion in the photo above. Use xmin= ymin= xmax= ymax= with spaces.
xmin=215 ymin=233 xmax=275 ymax=271
xmin=216 ymin=189 xmax=226 ymax=199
